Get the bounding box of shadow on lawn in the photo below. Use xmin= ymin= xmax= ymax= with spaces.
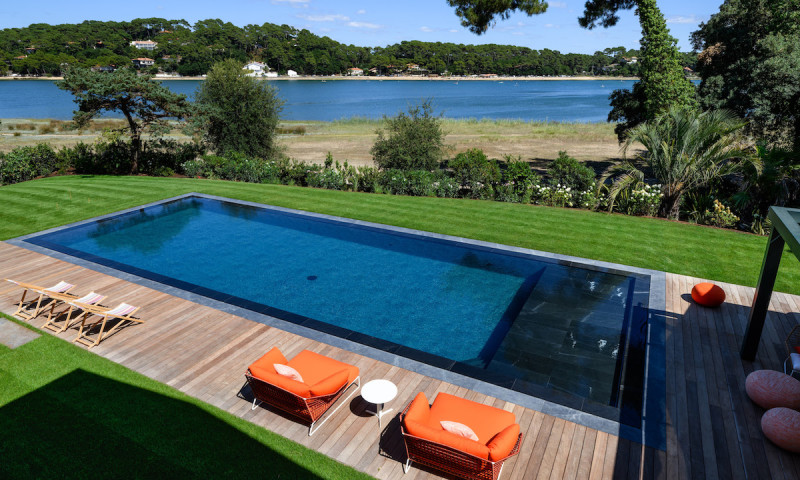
xmin=0 ymin=369 xmax=328 ymax=479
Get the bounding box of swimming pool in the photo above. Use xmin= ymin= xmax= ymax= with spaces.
xmin=19 ymin=194 xmax=661 ymax=432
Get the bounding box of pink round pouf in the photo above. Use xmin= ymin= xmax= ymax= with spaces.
xmin=762 ymin=408 xmax=800 ymax=452
xmin=745 ymin=370 xmax=800 ymax=410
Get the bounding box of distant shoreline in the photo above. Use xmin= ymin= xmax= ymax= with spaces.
xmin=0 ymin=74 xmax=641 ymax=82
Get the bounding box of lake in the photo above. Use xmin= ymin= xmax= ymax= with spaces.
xmin=0 ymin=78 xmax=636 ymax=122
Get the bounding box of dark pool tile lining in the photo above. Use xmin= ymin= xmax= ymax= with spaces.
xmin=8 ymin=192 xmax=668 ymax=450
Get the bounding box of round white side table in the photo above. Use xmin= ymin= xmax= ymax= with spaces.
xmin=361 ymin=379 xmax=398 ymax=428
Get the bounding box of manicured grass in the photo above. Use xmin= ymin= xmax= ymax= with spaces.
xmin=1 ymin=175 xmax=798 ymax=294
xmin=0 ymin=314 xmax=372 ymax=479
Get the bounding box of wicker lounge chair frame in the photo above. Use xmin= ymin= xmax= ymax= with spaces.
xmin=42 ymin=291 xmax=107 ymax=333
xmin=399 ymin=402 xmax=522 ymax=480
xmin=245 ymin=370 xmax=360 ymax=436
xmin=72 ymin=302 xmax=142 ymax=348
xmin=6 ymin=279 xmax=75 ymax=321
xmin=784 ymin=325 xmax=800 ymax=377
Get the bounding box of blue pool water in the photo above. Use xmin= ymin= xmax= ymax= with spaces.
xmin=26 ymin=195 xmax=651 ymax=424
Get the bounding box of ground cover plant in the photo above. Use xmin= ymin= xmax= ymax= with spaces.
xmin=0 ymin=175 xmax=797 ymax=295
xmin=0 ymin=313 xmax=372 ymax=479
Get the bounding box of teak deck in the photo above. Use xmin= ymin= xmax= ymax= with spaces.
xmin=1 ymin=240 xmax=799 ymax=479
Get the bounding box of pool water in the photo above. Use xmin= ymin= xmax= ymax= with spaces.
xmin=27 ymin=195 xmax=650 ymax=424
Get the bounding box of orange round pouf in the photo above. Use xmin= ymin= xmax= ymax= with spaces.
xmin=691 ymin=282 xmax=726 ymax=307
xmin=745 ymin=370 xmax=800 ymax=410
xmin=762 ymin=408 xmax=800 ymax=453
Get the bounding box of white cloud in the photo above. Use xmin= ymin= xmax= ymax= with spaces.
xmin=449 ymin=29 xmax=459 ymax=33
xmin=348 ymin=21 xmax=381 ymax=29
xmin=549 ymin=1 xmax=567 ymax=7
xmin=272 ymin=0 xmax=310 ymax=3
xmin=420 ymin=26 xmax=434 ymax=32
xmin=298 ymin=13 xmax=349 ymax=22
xmin=357 ymin=9 xmax=366 ymax=14
xmin=667 ymin=15 xmax=700 ymax=24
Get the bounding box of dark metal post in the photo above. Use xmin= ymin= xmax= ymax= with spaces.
xmin=741 ymin=229 xmax=785 ymax=360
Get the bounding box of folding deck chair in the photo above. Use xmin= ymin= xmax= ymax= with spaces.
xmin=6 ymin=279 xmax=76 ymax=321
xmin=42 ymin=291 xmax=107 ymax=333
xmin=72 ymin=302 xmax=142 ymax=348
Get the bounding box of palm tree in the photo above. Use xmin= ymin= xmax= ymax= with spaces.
xmin=601 ymin=107 xmax=760 ymax=220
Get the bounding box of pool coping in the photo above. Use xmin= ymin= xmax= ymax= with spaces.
xmin=8 ymin=192 xmax=668 ymax=450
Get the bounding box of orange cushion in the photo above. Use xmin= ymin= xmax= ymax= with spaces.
xmin=248 ymin=347 xmax=288 ymax=374
xmin=309 ymin=369 xmax=349 ymax=397
xmin=437 ymin=429 xmax=490 ymax=459
xmin=691 ymin=282 xmax=725 ymax=307
xmin=487 ymin=423 xmax=520 ymax=461
xmin=404 ymin=392 xmax=431 ymax=425
xmin=429 ymin=393 xmax=516 ymax=443
xmin=288 ymin=349 xmax=359 ymax=386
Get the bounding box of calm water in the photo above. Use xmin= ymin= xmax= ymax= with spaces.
xmin=27 ymin=195 xmax=650 ymax=421
xmin=0 ymin=78 xmax=635 ymax=122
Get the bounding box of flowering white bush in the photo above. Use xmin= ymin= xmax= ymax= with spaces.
xmin=617 ymin=184 xmax=662 ymax=216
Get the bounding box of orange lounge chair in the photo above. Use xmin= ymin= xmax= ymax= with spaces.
xmin=400 ymin=392 xmax=522 ymax=480
xmin=42 ymin=291 xmax=107 ymax=333
xmin=245 ymin=347 xmax=360 ymax=435
xmin=6 ymin=279 xmax=75 ymax=321
xmin=72 ymin=302 xmax=141 ymax=348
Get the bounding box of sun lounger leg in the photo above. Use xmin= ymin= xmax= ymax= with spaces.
xmin=403 ymin=458 xmax=412 ymax=474
xmin=251 ymin=398 xmax=261 ymax=410
xmin=12 ymin=289 xmax=28 ymax=317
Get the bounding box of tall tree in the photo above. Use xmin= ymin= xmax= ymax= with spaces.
xmin=692 ymin=0 xmax=800 ymax=149
xmin=582 ymin=0 xmax=697 ymax=140
xmin=193 ymin=59 xmax=284 ymax=159
xmin=447 ymin=0 xmax=697 ymax=139
xmin=57 ymin=67 xmax=192 ymax=174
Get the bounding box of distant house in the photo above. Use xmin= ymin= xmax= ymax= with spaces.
xmin=161 ymin=55 xmax=180 ymax=63
xmin=287 ymin=69 xmax=298 ymax=77
xmin=406 ymin=63 xmax=420 ymax=71
xmin=91 ymin=65 xmax=115 ymax=72
xmin=14 ymin=55 xmax=28 ymax=60
xmin=683 ymin=66 xmax=695 ymax=75
xmin=132 ymin=57 xmax=155 ymax=68
xmin=369 ymin=67 xmax=379 ymax=75
xmin=130 ymin=40 xmax=158 ymax=50
xmin=24 ymin=46 xmax=36 ymax=54
xmin=264 ymin=71 xmax=278 ymax=78
xmin=244 ymin=61 xmax=268 ymax=76
xmin=347 ymin=67 xmax=363 ymax=76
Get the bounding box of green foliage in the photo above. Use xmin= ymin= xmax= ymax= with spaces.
xmin=448 ymin=148 xmax=500 ymax=199
xmin=193 ymin=59 xmax=284 ymax=159
xmin=371 ymin=101 xmax=449 ymax=171
xmin=0 ymin=144 xmax=59 ymax=185
xmin=446 ymin=0 xmax=548 ymax=35
xmin=606 ymin=0 xmax=698 ymax=139
xmin=692 ymin=0 xmax=800 ymax=149
xmin=182 ymin=152 xmax=281 ymax=183
xmin=498 ymin=156 xmax=538 ymax=203
xmin=547 ymin=151 xmax=596 ymax=191
xmin=57 ymin=67 xmax=192 ymax=174
xmin=605 ymin=107 xmax=758 ymax=219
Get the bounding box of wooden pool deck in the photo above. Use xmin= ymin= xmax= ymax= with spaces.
xmin=1 ymin=240 xmax=799 ymax=479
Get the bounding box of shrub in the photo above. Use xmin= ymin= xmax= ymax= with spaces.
xmin=0 ymin=144 xmax=59 ymax=186
xmin=139 ymin=139 xmax=203 ymax=176
xmin=432 ymin=172 xmax=460 ymax=198
xmin=532 ymin=184 xmax=574 ymax=208
xmin=705 ymin=200 xmax=740 ymax=228
xmin=448 ymin=149 xmax=500 ymax=199
xmin=371 ymin=100 xmax=449 ymax=171
xmin=615 ymin=184 xmax=662 ymax=216
xmin=498 ymin=156 xmax=539 ymax=203
xmin=356 ymin=166 xmax=380 ymax=193
xmin=547 ymin=151 xmax=596 ymax=191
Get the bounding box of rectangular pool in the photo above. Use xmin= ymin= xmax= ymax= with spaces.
xmin=22 ymin=194 xmax=654 ymax=428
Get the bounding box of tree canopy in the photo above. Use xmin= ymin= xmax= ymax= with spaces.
xmin=445 ymin=0 xmax=548 ymax=34
xmin=57 ymin=67 xmax=192 ymax=174
xmin=692 ymin=0 xmax=800 ymax=149
xmin=193 ymin=59 xmax=284 ymax=159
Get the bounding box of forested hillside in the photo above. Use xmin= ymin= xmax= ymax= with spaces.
xmin=0 ymin=17 xmax=695 ymax=77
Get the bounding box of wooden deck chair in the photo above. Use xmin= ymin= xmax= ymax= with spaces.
xmin=42 ymin=291 xmax=107 ymax=333
xmin=72 ymin=302 xmax=141 ymax=348
xmin=6 ymin=279 xmax=75 ymax=321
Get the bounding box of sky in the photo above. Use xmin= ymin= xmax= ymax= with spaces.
xmin=0 ymin=0 xmax=724 ymax=54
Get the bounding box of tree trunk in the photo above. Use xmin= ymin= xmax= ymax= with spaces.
xmin=122 ymin=108 xmax=141 ymax=175
xmin=659 ymin=192 xmax=682 ymax=220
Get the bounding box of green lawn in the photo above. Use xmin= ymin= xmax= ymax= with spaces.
xmin=1 ymin=175 xmax=798 ymax=294
xmin=0 ymin=314 xmax=373 ymax=479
